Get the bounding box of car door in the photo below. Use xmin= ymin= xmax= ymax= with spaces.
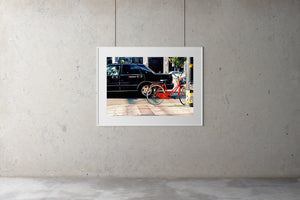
xmin=107 ymin=65 xmax=120 ymax=91
xmin=119 ymin=64 xmax=144 ymax=91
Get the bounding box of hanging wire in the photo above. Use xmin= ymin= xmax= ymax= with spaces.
xmin=184 ymin=0 xmax=185 ymax=46
xmin=115 ymin=0 xmax=117 ymax=46
xmin=114 ymin=0 xmax=185 ymax=47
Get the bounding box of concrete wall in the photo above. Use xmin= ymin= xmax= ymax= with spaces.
xmin=0 ymin=0 xmax=299 ymax=177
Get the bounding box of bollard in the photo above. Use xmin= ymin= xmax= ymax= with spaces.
xmin=186 ymin=89 xmax=193 ymax=107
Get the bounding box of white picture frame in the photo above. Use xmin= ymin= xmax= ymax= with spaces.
xmin=97 ymin=47 xmax=203 ymax=126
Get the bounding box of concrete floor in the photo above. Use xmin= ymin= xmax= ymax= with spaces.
xmin=0 ymin=178 xmax=299 ymax=200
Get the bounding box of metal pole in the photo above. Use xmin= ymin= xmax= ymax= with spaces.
xmin=186 ymin=57 xmax=190 ymax=90
xmin=186 ymin=57 xmax=193 ymax=107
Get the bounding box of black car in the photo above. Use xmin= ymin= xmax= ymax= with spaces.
xmin=107 ymin=64 xmax=173 ymax=96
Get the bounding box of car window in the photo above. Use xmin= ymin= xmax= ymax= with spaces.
xmin=107 ymin=65 xmax=120 ymax=76
xmin=138 ymin=64 xmax=154 ymax=73
xmin=121 ymin=65 xmax=141 ymax=74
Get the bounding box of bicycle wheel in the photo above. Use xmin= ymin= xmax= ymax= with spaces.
xmin=147 ymin=84 xmax=165 ymax=105
xmin=178 ymin=85 xmax=187 ymax=105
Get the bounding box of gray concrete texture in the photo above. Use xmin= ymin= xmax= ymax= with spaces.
xmin=0 ymin=0 xmax=299 ymax=177
xmin=0 ymin=178 xmax=300 ymax=200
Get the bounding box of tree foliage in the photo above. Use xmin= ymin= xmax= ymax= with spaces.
xmin=168 ymin=57 xmax=186 ymax=71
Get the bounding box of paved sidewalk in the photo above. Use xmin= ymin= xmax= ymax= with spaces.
xmin=107 ymin=98 xmax=193 ymax=116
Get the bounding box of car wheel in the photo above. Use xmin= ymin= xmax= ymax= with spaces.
xmin=139 ymin=84 xmax=151 ymax=97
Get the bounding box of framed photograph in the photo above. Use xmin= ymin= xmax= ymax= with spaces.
xmin=97 ymin=47 xmax=203 ymax=126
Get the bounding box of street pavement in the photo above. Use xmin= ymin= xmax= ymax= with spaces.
xmin=107 ymin=94 xmax=193 ymax=116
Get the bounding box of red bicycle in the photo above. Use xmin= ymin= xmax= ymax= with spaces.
xmin=146 ymin=77 xmax=186 ymax=105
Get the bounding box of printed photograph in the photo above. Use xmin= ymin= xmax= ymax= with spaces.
xmin=106 ymin=57 xmax=194 ymax=116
